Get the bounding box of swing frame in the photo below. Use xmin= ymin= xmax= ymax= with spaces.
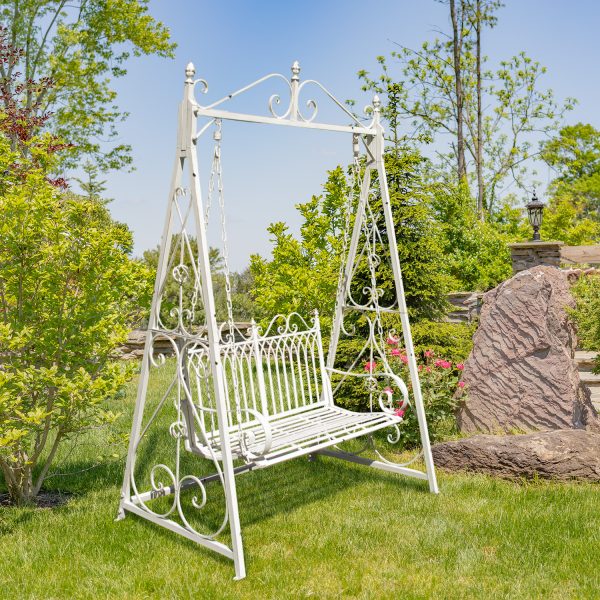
xmin=117 ymin=61 xmax=438 ymax=581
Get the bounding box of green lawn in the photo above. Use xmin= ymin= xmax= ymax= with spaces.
xmin=1 ymin=370 xmax=600 ymax=599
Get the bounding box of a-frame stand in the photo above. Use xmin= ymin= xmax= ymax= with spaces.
xmin=118 ymin=64 xmax=246 ymax=579
xmin=326 ymin=96 xmax=438 ymax=495
xmin=117 ymin=62 xmax=438 ymax=582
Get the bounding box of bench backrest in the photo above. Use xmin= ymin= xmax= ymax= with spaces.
xmin=184 ymin=313 xmax=331 ymax=439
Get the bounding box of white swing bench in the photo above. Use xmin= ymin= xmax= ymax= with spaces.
xmin=118 ymin=60 xmax=438 ymax=581
xmin=182 ymin=313 xmax=407 ymax=468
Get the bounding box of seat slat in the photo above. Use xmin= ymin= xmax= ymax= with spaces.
xmin=197 ymin=405 xmax=401 ymax=464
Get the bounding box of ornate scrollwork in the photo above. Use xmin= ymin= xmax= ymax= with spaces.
xmin=189 ymin=61 xmax=364 ymax=129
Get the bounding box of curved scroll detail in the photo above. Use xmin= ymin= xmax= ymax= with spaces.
xmin=189 ymin=61 xmax=366 ymax=129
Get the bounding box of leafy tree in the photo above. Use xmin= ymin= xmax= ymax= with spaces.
xmin=0 ymin=52 xmax=152 ymax=505
xmin=540 ymin=196 xmax=600 ymax=245
xmin=357 ymin=1 xmax=574 ymax=215
xmin=569 ymin=274 xmax=600 ymax=374
xmin=0 ymin=2 xmax=174 ymax=172
xmin=362 ymin=150 xmax=451 ymax=321
xmin=540 ymin=123 xmax=600 ymax=220
xmin=251 ymin=152 xmax=451 ymax=333
xmin=432 ymin=182 xmax=513 ymax=290
xmin=0 ymin=141 xmax=151 ymax=506
xmin=250 ymin=166 xmax=349 ymax=332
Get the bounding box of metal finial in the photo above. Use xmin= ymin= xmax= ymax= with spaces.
xmin=185 ymin=62 xmax=195 ymax=81
xmin=372 ymin=94 xmax=381 ymax=111
xmin=291 ymin=60 xmax=301 ymax=81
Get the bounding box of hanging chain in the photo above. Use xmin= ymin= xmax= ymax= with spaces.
xmin=207 ymin=120 xmax=247 ymax=445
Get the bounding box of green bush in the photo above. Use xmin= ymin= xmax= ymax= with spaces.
xmin=331 ymin=321 xmax=474 ymax=447
xmin=432 ymin=183 xmax=513 ymax=291
xmin=387 ymin=349 xmax=465 ymax=447
xmin=411 ymin=320 xmax=475 ymax=363
xmin=569 ymin=273 xmax=600 ymax=373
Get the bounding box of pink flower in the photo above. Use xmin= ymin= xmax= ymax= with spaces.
xmin=390 ymin=348 xmax=402 ymax=357
xmin=364 ymin=361 xmax=377 ymax=373
xmin=425 ymin=366 xmax=431 ymax=373
xmin=418 ymin=364 xmax=423 ymax=372
xmin=424 ymin=350 xmax=434 ymax=358
xmin=434 ymin=359 xmax=452 ymax=369
xmin=394 ymin=408 xmax=405 ymax=418
xmin=457 ymin=381 xmax=465 ymax=389
xmin=400 ymin=355 xmax=409 ymax=364
xmin=386 ymin=335 xmax=399 ymax=346
xmin=456 ymin=363 xmax=464 ymax=371
xmin=383 ymin=386 xmax=393 ymax=395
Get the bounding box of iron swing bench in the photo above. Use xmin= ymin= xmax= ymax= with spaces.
xmin=118 ymin=61 xmax=438 ymax=581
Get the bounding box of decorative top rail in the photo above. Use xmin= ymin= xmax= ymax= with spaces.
xmin=185 ymin=61 xmax=380 ymax=137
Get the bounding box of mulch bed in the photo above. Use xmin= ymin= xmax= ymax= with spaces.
xmin=0 ymin=491 xmax=72 ymax=509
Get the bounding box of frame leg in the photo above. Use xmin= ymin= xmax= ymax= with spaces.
xmin=316 ymin=448 xmax=430 ymax=482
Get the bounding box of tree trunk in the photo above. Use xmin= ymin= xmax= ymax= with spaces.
xmin=450 ymin=0 xmax=467 ymax=183
xmin=475 ymin=0 xmax=485 ymax=219
xmin=1 ymin=455 xmax=34 ymax=506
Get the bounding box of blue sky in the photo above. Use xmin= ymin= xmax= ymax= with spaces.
xmin=101 ymin=0 xmax=600 ymax=270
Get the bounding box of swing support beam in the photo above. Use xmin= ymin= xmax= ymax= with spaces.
xmin=118 ymin=61 xmax=438 ymax=581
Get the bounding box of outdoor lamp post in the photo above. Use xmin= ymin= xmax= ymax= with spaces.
xmin=526 ymin=191 xmax=545 ymax=242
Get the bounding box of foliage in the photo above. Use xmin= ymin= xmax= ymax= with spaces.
xmin=251 ymin=151 xmax=451 ymax=333
xmin=250 ymin=166 xmax=352 ymax=332
xmin=432 ymin=182 xmax=513 ymax=290
xmin=0 ymin=67 xmax=151 ymax=504
xmin=357 ymin=3 xmax=574 ymax=214
xmin=0 ymin=1 xmax=174 ymax=172
xmin=540 ymin=123 xmax=600 ymax=221
xmin=0 ymin=176 xmax=152 ymax=504
xmin=384 ymin=344 xmax=466 ymax=447
xmin=540 ymin=196 xmax=600 ymax=245
xmin=569 ymin=274 xmax=600 ymax=374
xmin=410 ymin=320 xmax=475 ymax=363
xmin=358 ymin=150 xmax=451 ymax=321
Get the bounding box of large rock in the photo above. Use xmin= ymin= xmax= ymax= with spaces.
xmin=457 ymin=266 xmax=600 ymax=433
xmin=432 ymin=430 xmax=600 ymax=481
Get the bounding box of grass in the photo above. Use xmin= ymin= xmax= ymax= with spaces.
xmin=1 ymin=365 xmax=600 ymax=599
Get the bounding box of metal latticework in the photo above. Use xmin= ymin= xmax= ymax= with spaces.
xmin=117 ymin=61 xmax=438 ymax=581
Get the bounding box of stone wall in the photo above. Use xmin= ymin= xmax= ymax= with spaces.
xmin=446 ymin=292 xmax=483 ymax=324
xmin=116 ymin=323 xmax=253 ymax=359
xmin=508 ymin=241 xmax=563 ymax=274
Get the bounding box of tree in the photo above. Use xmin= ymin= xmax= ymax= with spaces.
xmin=570 ymin=274 xmax=600 ymax=374
xmin=540 ymin=197 xmax=600 ymax=245
xmin=540 ymin=123 xmax=600 ymax=220
xmin=0 ymin=51 xmax=152 ymax=505
xmin=250 ymin=166 xmax=350 ymax=332
xmin=358 ymin=1 xmax=574 ymax=216
xmin=0 ymin=1 xmax=174 ymax=172
xmin=0 ymin=141 xmax=151 ymax=505
xmin=251 ymin=153 xmax=450 ymax=334
xmin=431 ymin=181 xmax=514 ymax=290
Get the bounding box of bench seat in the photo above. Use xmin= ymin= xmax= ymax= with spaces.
xmin=195 ymin=403 xmax=402 ymax=466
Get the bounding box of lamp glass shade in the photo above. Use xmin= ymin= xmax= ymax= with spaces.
xmin=526 ymin=194 xmax=545 ymax=228
xmin=528 ymin=205 xmax=543 ymax=227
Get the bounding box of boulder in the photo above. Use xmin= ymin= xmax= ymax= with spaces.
xmin=432 ymin=430 xmax=600 ymax=481
xmin=457 ymin=266 xmax=600 ymax=433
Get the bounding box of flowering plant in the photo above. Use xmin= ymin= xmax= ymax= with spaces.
xmin=379 ymin=338 xmax=467 ymax=447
